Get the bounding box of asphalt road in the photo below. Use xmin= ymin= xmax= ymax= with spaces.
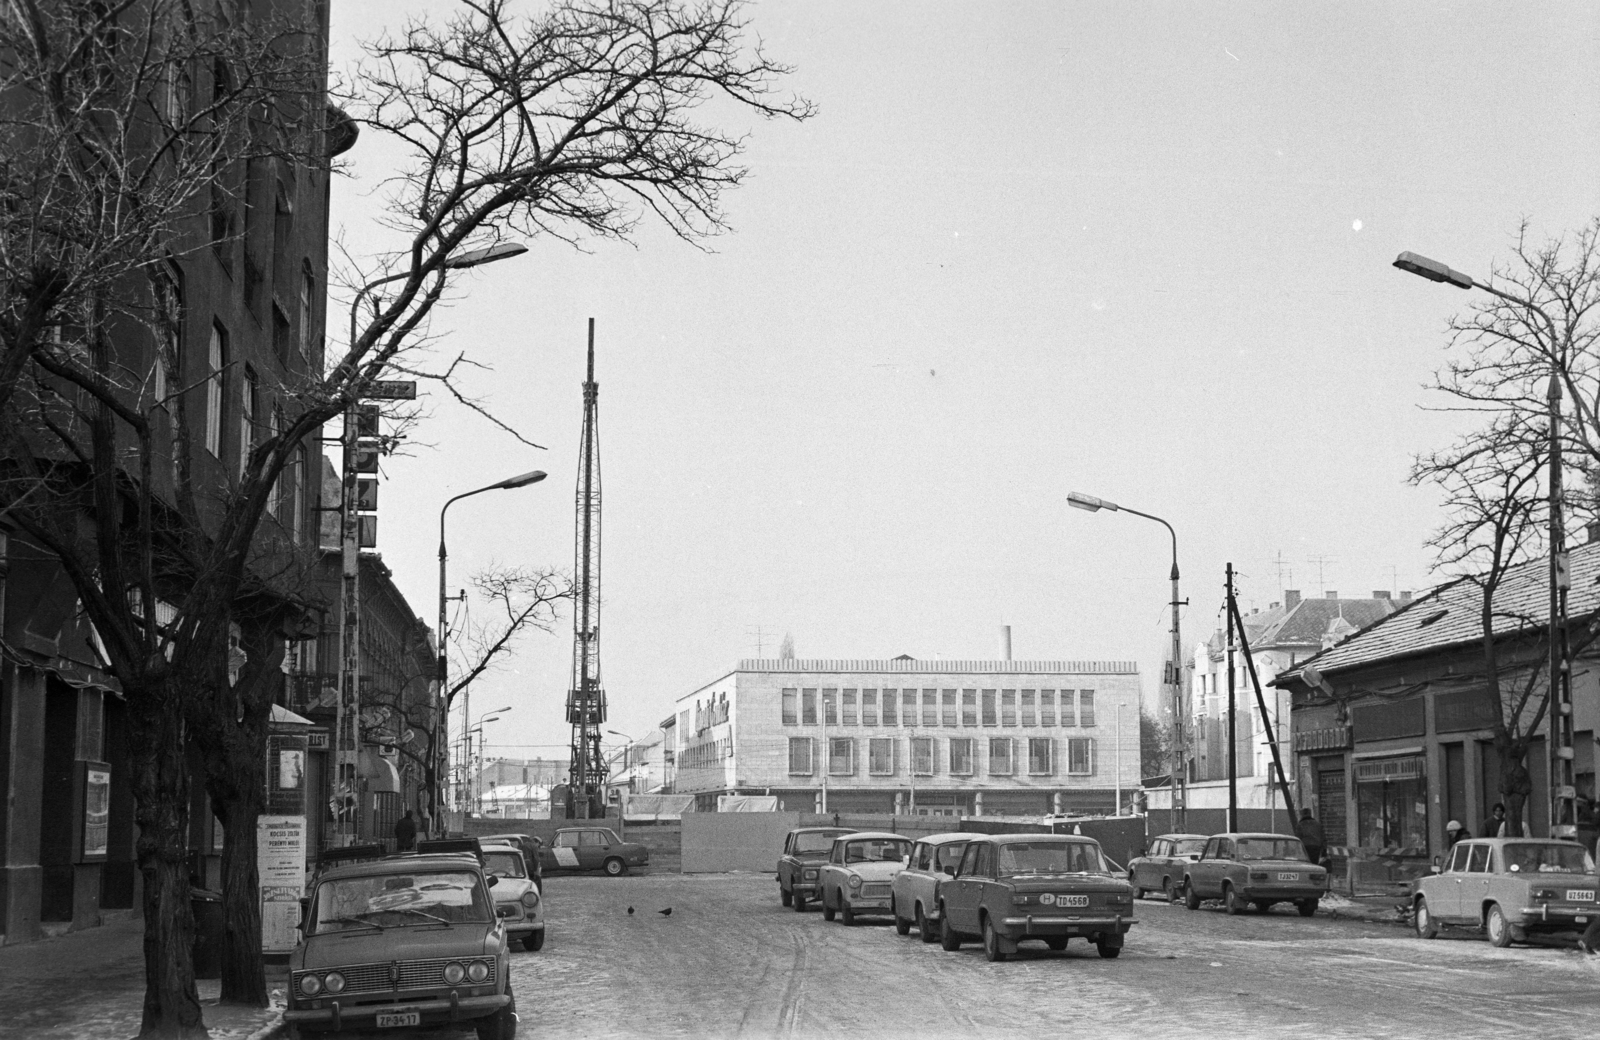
xmin=386 ymin=872 xmax=1600 ymax=1040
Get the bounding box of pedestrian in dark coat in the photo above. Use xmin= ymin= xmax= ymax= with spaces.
xmin=395 ymin=809 xmax=417 ymax=851
xmin=1481 ymin=803 xmax=1507 ymax=839
xmin=1295 ymin=808 xmax=1326 ymax=865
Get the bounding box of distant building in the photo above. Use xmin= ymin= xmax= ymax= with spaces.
xmin=670 ymin=657 xmax=1143 ymax=816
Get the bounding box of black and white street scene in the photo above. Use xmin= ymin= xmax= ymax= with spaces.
xmin=3 ymin=2 xmax=1600 ymax=1039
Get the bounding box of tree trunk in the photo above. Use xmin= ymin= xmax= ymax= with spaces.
xmin=213 ymin=778 xmax=268 ymax=1006
xmin=127 ymin=686 xmax=206 ymax=1039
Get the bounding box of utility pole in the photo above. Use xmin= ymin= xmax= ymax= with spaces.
xmin=1226 ymin=563 xmax=1238 ymax=832
xmin=566 ymin=321 xmax=608 ymax=818
xmin=1548 ymin=374 xmax=1577 ymax=840
xmin=333 ymin=403 xmax=378 ymax=845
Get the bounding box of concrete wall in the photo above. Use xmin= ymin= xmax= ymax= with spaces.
xmin=460 ymin=814 xmax=684 ymax=874
xmin=1143 ymin=808 xmax=1297 ymax=839
xmin=681 ymin=813 xmax=798 ymax=873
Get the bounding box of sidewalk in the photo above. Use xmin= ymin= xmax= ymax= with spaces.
xmin=1320 ymin=891 xmax=1411 ymax=925
xmin=0 ymin=915 xmax=287 ymax=1039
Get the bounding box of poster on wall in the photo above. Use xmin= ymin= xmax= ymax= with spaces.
xmin=258 ymin=815 xmax=307 ymax=953
xmin=82 ymin=766 xmax=111 ymax=859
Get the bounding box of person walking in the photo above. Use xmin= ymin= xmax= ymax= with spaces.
xmin=1295 ymin=808 xmax=1326 ymax=866
xmin=1481 ymin=803 xmax=1507 ymax=838
xmin=394 ymin=809 xmax=417 ymax=852
xmin=1444 ymin=820 xmax=1471 ymax=847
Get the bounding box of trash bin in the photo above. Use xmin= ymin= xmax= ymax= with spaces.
xmin=190 ymin=887 xmax=224 ymax=980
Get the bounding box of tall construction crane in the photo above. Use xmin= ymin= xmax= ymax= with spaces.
xmin=566 ymin=320 xmax=608 ymax=818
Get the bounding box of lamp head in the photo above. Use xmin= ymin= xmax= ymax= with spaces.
xmin=1067 ymin=491 xmax=1117 ymax=513
xmin=1393 ymin=251 xmax=1473 ymax=290
xmin=494 ymin=470 xmax=546 ymax=490
xmin=445 ymin=243 xmax=529 ymax=270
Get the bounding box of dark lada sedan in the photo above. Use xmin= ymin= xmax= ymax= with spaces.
xmin=777 ymin=826 xmax=855 ymax=911
xmin=936 ymin=834 xmax=1136 ymax=961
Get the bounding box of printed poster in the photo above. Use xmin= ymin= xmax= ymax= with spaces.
xmin=258 ymin=815 xmax=307 ymax=953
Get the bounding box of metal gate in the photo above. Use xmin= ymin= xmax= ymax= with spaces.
xmin=1318 ymin=765 xmax=1347 ymax=876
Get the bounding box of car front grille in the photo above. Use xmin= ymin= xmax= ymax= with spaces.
xmin=860 ymin=883 xmax=891 ymax=898
xmin=298 ymin=956 xmax=496 ymax=995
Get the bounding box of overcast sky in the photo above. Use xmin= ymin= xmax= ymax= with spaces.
xmin=328 ymin=1 xmax=1600 ymax=765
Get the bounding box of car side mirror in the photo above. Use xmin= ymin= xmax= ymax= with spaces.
xmin=943 ymin=865 xmax=957 ymax=877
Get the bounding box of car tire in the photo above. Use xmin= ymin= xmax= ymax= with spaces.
xmin=475 ymin=984 xmax=516 ymax=1040
xmin=1184 ymin=880 xmax=1201 ymax=910
xmin=1414 ymin=896 xmax=1439 ymax=939
xmin=939 ymin=905 xmax=962 ymax=951
xmin=603 ymin=857 xmax=626 ymax=877
xmin=917 ymin=904 xmax=939 ymax=944
xmin=1163 ymin=877 xmax=1178 ymax=903
xmin=1096 ymin=940 xmax=1121 ymax=959
xmin=1486 ymin=903 xmax=1513 ymax=947
xmin=1045 ymin=938 xmax=1068 ymax=952
xmin=840 ymin=901 xmax=856 ymax=926
xmin=982 ymin=914 xmax=1007 ymax=963
xmin=793 ymin=892 xmax=807 ymax=912
xmin=822 ymin=890 xmax=836 ymax=922
xmin=781 ymin=886 xmax=793 ymax=908
xmin=522 ymin=931 xmax=545 ymax=952
xmin=1296 ymin=898 xmax=1318 ymax=918
xmin=1223 ymin=884 xmax=1244 ymax=916
xmin=893 ymin=898 xmax=911 ymax=936
xmin=1128 ymin=871 xmax=1144 ymax=899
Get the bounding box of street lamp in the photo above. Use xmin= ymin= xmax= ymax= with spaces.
xmin=435 ymin=471 xmax=545 ymax=833
xmin=1393 ymin=251 xmax=1576 ymax=840
xmin=1068 ymin=491 xmax=1186 ymax=829
xmin=468 ymin=707 xmax=509 ymax=815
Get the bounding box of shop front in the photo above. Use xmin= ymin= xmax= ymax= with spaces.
xmin=1350 ymin=752 xmax=1430 ymax=891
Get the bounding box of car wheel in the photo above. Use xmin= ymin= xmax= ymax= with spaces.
xmin=982 ymin=914 xmax=1007 ymax=963
xmin=522 ymin=930 xmax=545 ymax=952
xmin=781 ymin=885 xmax=793 ymax=908
xmin=1223 ymin=884 xmax=1244 ymax=916
xmin=1128 ymin=871 xmax=1144 ymax=899
xmin=793 ymin=892 xmax=807 ymax=912
xmin=939 ymin=904 xmax=962 ymax=951
xmin=893 ymin=898 xmax=911 ymax=936
xmin=603 ymin=857 xmax=626 ymax=877
xmin=1045 ymin=938 xmax=1068 ymax=951
xmin=475 ymin=983 xmax=516 ymax=1040
xmin=840 ymin=901 xmax=856 ymax=926
xmin=1486 ymin=903 xmax=1513 ymax=947
xmin=1096 ymin=940 xmax=1121 ymax=959
xmin=1296 ymin=898 xmax=1318 ymax=918
xmin=1414 ymin=896 xmax=1439 ymax=939
xmin=1183 ymin=879 xmax=1201 ymax=910
xmin=1163 ymin=877 xmax=1178 ymax=903
xmin=917 ymin=904 xmax=939 ymax=944
xmin=822 ymin=890 xmax=836 ymax=922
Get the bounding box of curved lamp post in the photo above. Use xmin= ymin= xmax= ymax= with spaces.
xmin=1068 ymin=491 xmax=1186 ymax=829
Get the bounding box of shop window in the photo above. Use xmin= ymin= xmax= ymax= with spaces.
xmin=1354 ymin=755 xmax=1427 ymax=851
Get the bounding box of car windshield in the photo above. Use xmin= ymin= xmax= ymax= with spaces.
xmin=997 ymin=841 xmax=1108 ymax=875
xmin=1236 ymin=838 xmax=1308 ymax=862
xmin=1502 ymin=843 xmax=1594 ymax=874
xmin=1172 ymin=838 xmax=1207 ymax=856
xmin=844 ymin=839 xmax=911 ymax=863
xmin=794 ymin=831 xmax=849 ymax=854
xmin=311 ymin=871 xmax=489 ymax=933
xmin=482 ymin=851 xmax=526 ymax=878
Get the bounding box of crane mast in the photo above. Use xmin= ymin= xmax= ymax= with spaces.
xmin=566 ymin=319 xmax=607 ymax=817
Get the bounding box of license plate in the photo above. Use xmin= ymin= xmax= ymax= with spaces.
xmin=1567 ymin=890 xmax=1595 ymax=902
xmin=1277 ymin=873 xmax=1300 ymax=882
xmin=1058 ymin=894 xmax=1089 ymax=907
xmin=377 ymin=1012 xmax=421 ymax=1028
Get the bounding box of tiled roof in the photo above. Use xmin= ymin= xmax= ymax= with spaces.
xmin=1277 ymin=540 xmax=1600 ymax=681
xmin=1254 ymin=598 xmax=1397 ymax=647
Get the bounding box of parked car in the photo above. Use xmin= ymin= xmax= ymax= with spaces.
xmin=538 ymin=826 xmax=649 ymax=876
xmin=1182 ymin=832 xmax=1327 ymax=916
xmin=890 ymin=832 xmax=971 ymax=942
xmin=937 ymin=833 xmax=1135 ymax=961
xmin=481 ymin=842 xmax=546 ymax=952
xmin=284 ymin=849 xmax=516 ymax=1040
xmin=1127 ymin=833 xmax=1208 ymax=901
xmin=479 ymin=833 xmax=544 ymax=891
xmin=818 ymin=831 xmax=912 ymax=925
xmin=777 ymin=826 xmax=855 ymax=911
xmin=1411 ymin=837 xmax=1597 ymax=947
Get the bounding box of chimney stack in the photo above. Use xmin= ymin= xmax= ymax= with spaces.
xmin=1325 ymin=590 xmax=1338 ymax=599
xmin=1373 ymin=590 xmax=1391 ymax=600
xmin=1285 ymin=590 xmax=1301 ymax=609
xmin=999 ymin=625 xmax=1012 ymax=662
xmin=1400 ymin=590 xmax=1413 ymax=603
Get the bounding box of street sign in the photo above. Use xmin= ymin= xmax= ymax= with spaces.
xmin=364 ymin=381 xmax=418 ymax=400
xmin=356 ymin=478 xmax=378 ymax=512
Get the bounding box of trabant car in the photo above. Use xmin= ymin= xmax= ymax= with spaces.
xmin=1182 ymin=832 xmax=1327 ymax=916
xmin=818 ymin=831 xmax=912 ymax=925
xmin=937 ymin=833 xmax=1135 ymax=961
xmin=538 ymin=827 xmax=649 ymax=876
xmin=1127 ymin=833 xmax=1208 ymax=901
xmin=890 ymin=832 xmax=971 ymax=942
xmin=777 ymin=826 xmax=855 ymax=911
xmin=285 ymin=850 xmax=516 ymax=1040
xmin=479 ymin=833 xmax=544 ymax=891
xmin=481 ymin=843 xmax=546 ymax=952
xmin=1411 ymin=837 xmax=1597 ymax=947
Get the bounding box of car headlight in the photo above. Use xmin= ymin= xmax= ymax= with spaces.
xmin=323 ymin=972 xmax=345 ymax=994
xmin=802 ymin=869 xmax=818 ymax=880
xmin=443 ymin=962 xmax=466 ymax=985
xmin=521 ymin=890 xmax=540 ymax=908
xmin=299 ymin=974 xmax=322 ymax=996
xmin=848 ymin=875 xmax=862 ymax=890
xmin=466 ymin=960 xmax=490 ymax=984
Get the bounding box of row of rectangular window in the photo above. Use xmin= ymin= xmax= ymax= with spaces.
xmin=781 ymin=688 xmax=1097 ymax=728
xmin=787 ymin=736 xmax=1095 ymax=777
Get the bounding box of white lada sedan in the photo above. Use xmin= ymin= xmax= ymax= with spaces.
xmin=818 ymin=831 xmax=913 ymax=926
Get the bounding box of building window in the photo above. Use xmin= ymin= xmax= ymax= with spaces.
xmin=911 ymin=736 xmax=934 ymax=775
xmin=1040 ymin=690 xmax=1056 ymax=727
xmin=787 ymin=737 xmax=814 ymax=775
xmin=960 ymin=689 xmax=976 ymax=727
xmin=828 ymin=737 xmax=854 ymax=776
xmin=989 ymin=737 xmax=1013 ymax=775
xmin=1001 ymin=689 xmax=1017 ymax=726
xmin=1029 ymin=738 xmax=1053 ymax=775
xmin=868 ymin=738 xmax=895 ymax=776
xmin=842 ymin=689 xmax=857 ymax=726
xmin=862 ymin=690 xmax=878 ymax=726
xmin=782 ymin=689 xmax=798 ymax=725
xmin=981 ymin=689 xmax=998 ymax=726
xmin=267 ymin=406 xmax=282 ymax=514
xmin=882 ymin=689 xmax=897 ymax=726
xmin=1080 ymin=690 xmax=1096 ymax=728
xmin=1020 ymin=690 xmax=1036 ymax=727
xmin=1067 ymin=737 xmax=1095 ymax=775
xmin=928 ymin=691 xmax=943 ymax=728
xmin=822 ymin=689 xmax=837 ymax=726
xmin=299 ymin=266 xmax=314 ymax=360
xmin=949 ymin=737 xmax=975 ymax=776
xmin=205 ymin=324 xmax=226 ymax=455
xmin=1061 ymin=690 xmax=1077 ymax=727
xmin=292 ymin=445 xmax=307 ymax=543
xmin=802 ymin=689 xmax=817 ymax=725
xmin=238 ymin=365 xmax=258 ymax=476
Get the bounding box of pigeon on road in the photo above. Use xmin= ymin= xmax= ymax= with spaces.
xmin=627 ymin=906 xmax=634 ymax=915
xmin=658 ymin=907 xmax=673 ymax=917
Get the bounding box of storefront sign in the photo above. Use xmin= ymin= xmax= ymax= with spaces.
xmin=258 ymin=815 xmax=307 ymax=954
xmin=1355 ymin=756 xmax=1424 ymax=783
xmin=1293 ymin=726 xmax=1352 ymax=752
